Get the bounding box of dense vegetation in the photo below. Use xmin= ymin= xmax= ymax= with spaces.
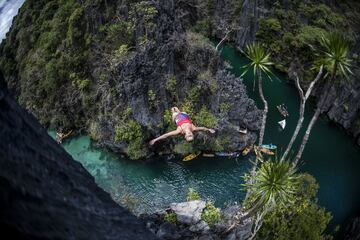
xmin=256 ymin=173 xmax=333 ymax=240
xmin=0 ymin=0 xmax=237 ymax=159
xmin=1 ymin=0 xmax=354 ymax=239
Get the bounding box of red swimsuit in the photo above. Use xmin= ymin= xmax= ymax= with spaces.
xmin=174 ymin=113 xmax=193 ymax=127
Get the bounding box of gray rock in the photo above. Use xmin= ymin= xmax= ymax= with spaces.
xmin=189 ymin=220 xmax=210 ymax=234
xmin=156 ymin=222 xmax=181 ymax=239
xmin=225 ymin=232 xmax=236 ymax=240
xmin=170 ymin=200 xmax=206 ymax=225
xmin=235 ymin=218 xmax=253 ymax=240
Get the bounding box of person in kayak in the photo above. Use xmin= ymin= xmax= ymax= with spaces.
xmin=149 ymin=107 xmax=215 ymax=145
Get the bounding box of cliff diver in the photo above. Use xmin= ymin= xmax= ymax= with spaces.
xmin=149 ymin=107 xmax=215 ymax=145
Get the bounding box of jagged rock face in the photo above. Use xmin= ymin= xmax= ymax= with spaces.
xmin=0 ymin=0 xmax=262 ymax=159
xmin=0 ymin=73 xmax=156 ymax=239
xmin=212 ymin=0 xmax=267 ymax=48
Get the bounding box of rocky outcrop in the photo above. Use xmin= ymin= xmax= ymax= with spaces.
xmin=212 ymin=0 xmax=267 ymax=49
xmin=142 ymin=201 xmax=252 ymax=240
xmin=0 ymin=73 xmax=155 ymax=239
xmin=170 ymin=200 xmax=206 ymax=225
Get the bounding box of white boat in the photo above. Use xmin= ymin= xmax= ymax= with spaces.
xmin=278 ymin=119 xmax=286 ymax=129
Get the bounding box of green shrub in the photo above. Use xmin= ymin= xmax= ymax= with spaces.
xmin=126 ymin=137 xmax=146 ymax=160
xmin=174 ymin=142 xmax=193 ymax=155
xmin=166 ymin=75 xmax=177 ymax=93
xmin=67 ymin=7 xmax=85 ymax=44
xmin=197 ymin=70 xmax=217 ymax=93
xmin=219 ymin=102 xmax=231 ymax=115
xmin=115 ymin=119 xmax=142 ymax=142
xmin=164 ymin=212 xmax=177 ymax=224
xmin=163 ymin=109 xmax=176 ymax=131
xmin=201 ymin=201 xmax=221 ymax=226
xmin=256 ymin=18 xmax=282 ymax=43
xmin=114 ymin=44 xmax=128 ymax=59
xmin=38 ymin=30 xmax=62 ymax=53
xmin=187 ymin=188 xmax=201 ymax=201
xmin=193 ymin=107 xmax=218 ymax=128
xmin=256 ymin=173 xmax=333 ymax=240
xmin=148 ymin=89 xmax=158 ymax=110
xmin=186 ymin=31 xmax=213 ymax=49
xmin=43 ymin=59 xmax=61 ymax=93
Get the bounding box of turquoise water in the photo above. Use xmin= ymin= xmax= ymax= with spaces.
xmin=49 ymin=44 xmax=360 ymax=232
xmin=48 ymin=131 xmax=252 ymax=214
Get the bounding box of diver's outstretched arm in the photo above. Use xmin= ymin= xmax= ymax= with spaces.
xmin=149 ymin=128 xmax=182 ymax=145
xmin=193 ymin=126 xmax=215 ymax=134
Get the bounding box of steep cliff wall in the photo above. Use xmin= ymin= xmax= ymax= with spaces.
xmin=0 ymin=72 xmax=156 ymax=239
xmin=0 ymin=0 xmax=262 ymax=159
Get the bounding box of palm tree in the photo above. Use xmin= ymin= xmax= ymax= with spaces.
xmin=293 ymin=32 xmax=352 ymax=167
xmin=241 ymin=43 xmax=274 ymax=147
xmin=280 ymin=66 xmax=324 ymax=162
xmin=241 ymin=160 xmax=299 ymax=239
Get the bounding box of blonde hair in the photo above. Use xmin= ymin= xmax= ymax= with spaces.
xmin=185 ymin=130 xmax=194 ymax=142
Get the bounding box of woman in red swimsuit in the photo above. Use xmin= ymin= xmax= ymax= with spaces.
xmin=149 ymin=107 xmax=215 ymax=145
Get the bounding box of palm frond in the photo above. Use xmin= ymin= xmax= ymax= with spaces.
xmin=243 ymin=160 xmax=300 ymax=210
xmin=242 ymin=43 xmax=275 ymax=89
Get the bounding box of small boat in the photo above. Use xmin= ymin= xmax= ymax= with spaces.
xmin=202 ymin=153 xmax=215 ymax=157
xmin=242 ymin=145 xmax=253 ymax=156
xmin=277 ymin=105 xmax=289 ymax=118
xmin=278 ymin=119 xmax=286 ymax=130
xmin=215 ymin=152 xmax=238 ymax=157
xmin=259 ymin=147 xmax=275 ymax=155
xmin=261 ymin=143 xmax=277 ymax=150
xmin=183 ymin=152 xmax=201 ymax=161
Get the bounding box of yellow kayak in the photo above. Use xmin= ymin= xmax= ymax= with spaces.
xmin=242 ymin=145 xmax=253 ymax=156
xmin=183 ymin=152 xmax=201 ymax=161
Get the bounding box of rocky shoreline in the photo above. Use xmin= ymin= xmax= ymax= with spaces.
xmin=141 ymin=200 xmax=252 ymax=240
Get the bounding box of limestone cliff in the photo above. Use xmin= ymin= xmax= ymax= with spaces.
xmin=0 ymin=0 xmax=262 ymax=159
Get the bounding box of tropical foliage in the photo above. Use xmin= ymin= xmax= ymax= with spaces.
xmin=243 ymin=160 xmax=299 ymax=212
xmin=256 ymin=174 xmax=333 ymax=240
xmin=294 ymin=31 xmax=352 ymax=165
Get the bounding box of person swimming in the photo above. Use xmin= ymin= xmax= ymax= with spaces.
xmin=149 ymin=107 xmax=215 ymax=145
